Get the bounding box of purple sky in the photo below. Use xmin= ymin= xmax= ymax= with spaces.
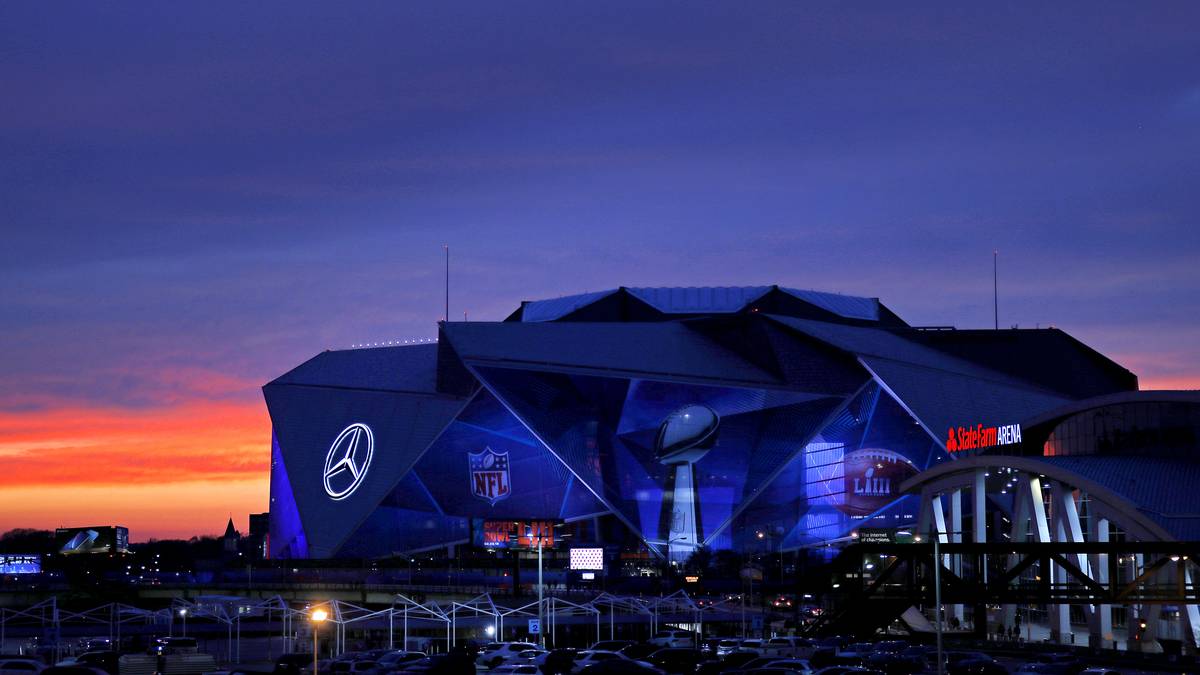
xmin=1 ymin=3 xmax=1199 ymax=532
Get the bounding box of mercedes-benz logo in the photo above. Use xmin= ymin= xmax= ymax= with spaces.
xmin=323 ymin=423 xmax=374 ymax=500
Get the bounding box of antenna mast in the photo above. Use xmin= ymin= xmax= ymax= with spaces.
xmin=443 ymin=244 xmax=450 ymax=323
xmin=993 ymin=250 xmax=999 ymax=330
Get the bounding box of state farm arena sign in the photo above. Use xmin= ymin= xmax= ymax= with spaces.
xmin=946 ymin=422 xmax=1022 ymax=453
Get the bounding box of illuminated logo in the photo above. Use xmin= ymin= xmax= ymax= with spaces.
xmin=838 ymin=448 xmax=918 ymax=516
xmin=469 ymin=447 xmax=511 ymax=505
xmin=323 ymin=423 xmax=374 ymax=500
xmin=946 ymin=423 xmax=1021 ymax=453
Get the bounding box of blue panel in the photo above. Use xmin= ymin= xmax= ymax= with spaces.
xmin=271 ymin=343 xmax=439 ymax=392
xmin=410 ymin=390 xmax=607 ymax=520
xmin=264 ymin=384 xmax=466 ymax=557
xmin=627 ymin=286 xmax=772 ymax=314
xmin=337 ymin=506 xmax=470 ymax=557
xmin=443 ymin=321 xmax=782 ymax=386
xmin=781 ymin=288 xmax=881 ymax=321
xmin=730 ymin=383 xmax=944 ymax=549
xmin=269 ymin=432 xmax=308 ymax=559
xmin=863 ymin=355 xmax=1069 ymax=448
xmin=521 ymin=290 xmax=618 ymax=322
xmin=475 ymin=366 xmax=842 ymax=549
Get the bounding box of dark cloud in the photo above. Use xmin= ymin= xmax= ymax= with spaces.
xmin=2 ymin=0 xmax=1199 ymax=407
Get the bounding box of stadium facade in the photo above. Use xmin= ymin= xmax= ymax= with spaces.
xmin=264 ymin=286 xmax=1140 ymax=560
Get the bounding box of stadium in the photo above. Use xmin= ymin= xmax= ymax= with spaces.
xmin=264 ymin=285 xmax=1146 ymax=563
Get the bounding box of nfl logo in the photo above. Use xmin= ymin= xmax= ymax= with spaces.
xmin=469 ymin=447 xmax=511 ymax=505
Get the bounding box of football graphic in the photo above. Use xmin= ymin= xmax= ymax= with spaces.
xmin=837 ymin=447 xmax=918 ymax=517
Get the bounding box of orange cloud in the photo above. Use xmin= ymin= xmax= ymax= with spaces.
xmin=0 ymin=401 xmax=269 ymax=486
xmin=1137 ymin=374 xmax=1200 ymax=391
xmin=0 ymin=399 xmax=270 ymax=540
xmin=0 ymin=479 xmax=268 ymax=541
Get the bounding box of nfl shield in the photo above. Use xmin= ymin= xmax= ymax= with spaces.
xmin=469 ymin=447 xmax=511 ymax=505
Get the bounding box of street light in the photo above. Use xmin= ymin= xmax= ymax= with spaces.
xmin=310 ymin=608 xmax=328 ymax=675
xmin=179 ymin=608 xmax=187 ymax=637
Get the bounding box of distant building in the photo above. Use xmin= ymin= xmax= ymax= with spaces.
xmin=222 ymin=517 xmax=240 ymax=554
xmin=247 ymin=512 xmax=269 ymax=560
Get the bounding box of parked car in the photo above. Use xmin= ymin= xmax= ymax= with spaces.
xmin=762 ymin=638 xmax=813 ymax=659
xmin=368 ymin=652 xmax=425 ymax=673
xmin=491 ymin=667 xmax=539 ymax=675
xmin=570 ymin=651 xmax=655 ymax=674
xmin=648 ymin=631 xmax=696 ymax=649
xmin=762 ymin=660 xmax=813 ymax=675
xmin=154 ymin=638 xmax=199 ymax=656
xmin=577 ymin=662 xmax=662 ymax=675
xmin=477 ymin=644 xmax=538 ymax=670
xmin=329 ymin=661 xmax=376 ymax=675
xmin=535 ymin=648 xmax=578 ymax=675
xmin=863 ymin=647 xmax=927 ymax=675
xmin=618 ymin=645 xmax=661 ymax=662
xmin=946 ymin=653 xmax=1006 ymax=675
xmin=812 ymin=668 xmax=884 ymax=675
xmin=41 ymin=668 xmax=108 ymax=675
xmin=587 ymin=642 xmax=632 ymax=654
xmin=392 ymin=653 xmax=474 ymax=673
xmin=1013 ymin=664 xmax=1083 ymax=675
xmin=645 ymin=648 xmax=706 ymax=674
xmin=0 ymin=660 xmax=46 ymax=675
xmin=59 ymin=652 xmax=118 ymax=675
xmin=697 ymin=651 xmax=758 ymax=675
xmin=275 ymin=654 xmax=313 ymax=675
xmin=733 ymin=658 xmax=791 ymax=671
xmin=501 ymin=650 xmax=547 ymax=668
xmin=738 ymin=641 xmax=765 ymax=655
xmin=715 ymin=641 xmax=742 ymax=658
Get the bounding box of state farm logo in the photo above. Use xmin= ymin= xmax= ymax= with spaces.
xmin=946 ymin=422 xmax=1022 ymax=453
xmin=323 ymin=423 xmax=374 ymax=500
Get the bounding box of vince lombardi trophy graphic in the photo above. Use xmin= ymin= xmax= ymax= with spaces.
xmin=656 ymin=404 xmax=720 ymax=562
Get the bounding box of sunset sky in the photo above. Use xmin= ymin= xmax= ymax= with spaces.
xmin=1 ymin=2 xmax=1198 ymax=540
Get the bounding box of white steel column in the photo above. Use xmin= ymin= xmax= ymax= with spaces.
xmin=973 ymin=470 xmax=987 ymax=589
xmin=1028 ymin=476 xmax=1051 ymax=543
xmin=1088 ymin=517 xmax=1113 ymax=647
xmin=929 ymin=493 xmax=950 ymax=635
xmin=1053 ymin=515 xmax=1072 ymax=643
xmin=950 ymin=488 xmax=965 ymax=624
xmin=1003 ymin=476 xmax=1032 ymax=630
xmin=931 ymin=494 xmax=948 ymax=544
xmin=1182 ymin=566 xmax=1200 ymax=650
xmin=1053 ymin=482 xmax=1090 ymax=645
xmin=973 ymin=469 xmax=987 ymax=543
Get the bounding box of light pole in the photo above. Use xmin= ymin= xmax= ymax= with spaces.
xmin=916 ymin=534 xmax=944 ymax=675
xmin=537 ymin=533 xmax=544 ymax=648
xmin=310 ymin=608 xmax=327 ymax=675
xmin=179 ymin=609 xmax=187 ymax=637
xmin=532 ymin=522 xmax=569 ymax=648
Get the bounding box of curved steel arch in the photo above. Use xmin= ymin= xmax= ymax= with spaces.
xmin=900 ymin=455 xmax=1173 ymax=542
xmin=897 ymin=454 xmax=1200 ymax=650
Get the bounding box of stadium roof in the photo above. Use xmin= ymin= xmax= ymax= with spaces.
xmin=506 ymin=285 xmax=906 ymax=326
xmin=439 ymin=320 xmax=786 ymax=388
xmin=268 ymin=287 xmax=1137 ymax=436
xmin=268 ymin=342 xmax=443 ymax=395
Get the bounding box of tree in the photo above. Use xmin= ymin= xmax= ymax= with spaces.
xmin=0 ymin=528 xmax=56 ymax=553
xmin=685 ymin=545 xmax=713 ymax=573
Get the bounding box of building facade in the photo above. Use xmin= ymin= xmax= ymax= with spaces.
xmin=264 ymin=286 xmax=1136 ymax=560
